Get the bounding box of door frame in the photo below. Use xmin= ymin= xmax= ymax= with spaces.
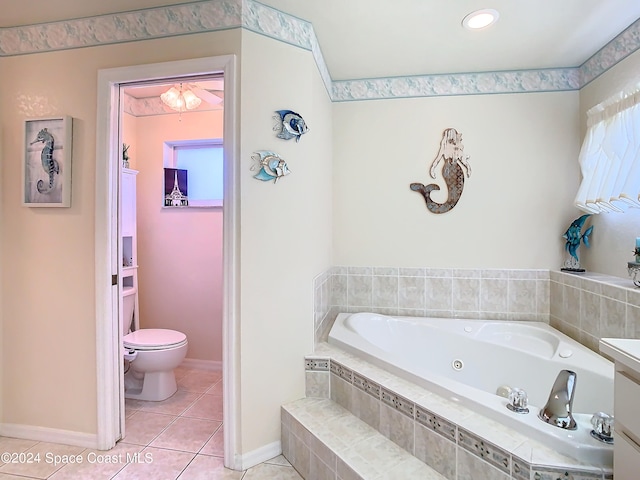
xmin=94 ymin=55 xmax=239 ymax=468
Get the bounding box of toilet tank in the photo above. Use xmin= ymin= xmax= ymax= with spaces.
xmin=122 ymin=285 xmax=137 ymax=336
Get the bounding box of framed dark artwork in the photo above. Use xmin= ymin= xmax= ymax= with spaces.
xmin=164 ymin=168 xmax=188 ymax=207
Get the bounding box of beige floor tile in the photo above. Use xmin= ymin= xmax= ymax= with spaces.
xmin=264 ymin=455 xmax=292 ymax=467
xmin=173 ymin=366 xmax=192 ymax=380
xmin=150 ymin=417 xmax=220 ymax=453
xmin=121 ymin=411 xmax=176 ymax=446
xmin=136 ymin=390 xmax=201 ymax=416
xmin=49 ymin=442 xmax=143 ymax=480
xmin=0 ymin=442 xmax=84 ymax=479
xmin=125 ymin=397 xmax=143 ymax=410
xmin=242 ymin=463 xmax=303 ymax=480
xmin=199 ymin=427 xmax=224 ymax=457
xmin=0 ymin=438 xmax=40 ymax=467
xmin=125 ymin=401 xmax=140 ymax=419
xmin=0 ymin=473 xmax=41 ymax=479
xmin=206 ymin=380 xmax=223 ymax=396
xmin=177 ymin=371 xmax=222 ymax=393
xmin=112 ymin=446 xmax=194 ymax=480
xmin=182 ymin=394 xmax=223 ymax=421
xmin=177 ymin=455 xmax=243 ymax=480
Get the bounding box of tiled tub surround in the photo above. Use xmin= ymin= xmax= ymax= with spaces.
xmin=314 ymin=267 xmax=640 ymax=352
xmin=313 ymin=268 xmax=551 ymax=345
xmin=550 ymin=270 xmax=640 ymax=352
xmin=292 ymin=344 xmax=613 ymax=480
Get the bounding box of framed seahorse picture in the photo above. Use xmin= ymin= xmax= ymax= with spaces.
xmin=22 ymin=116 xmax=72 ymax=207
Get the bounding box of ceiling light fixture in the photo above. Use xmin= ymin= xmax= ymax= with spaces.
xmin=462 ymin=9 xmax=499 ymax=30
xmin=160 ymin=83 xmax=202 ymax=112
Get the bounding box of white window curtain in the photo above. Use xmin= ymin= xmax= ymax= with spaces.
xmin=575 ymin=82 xmax=640 ymax=213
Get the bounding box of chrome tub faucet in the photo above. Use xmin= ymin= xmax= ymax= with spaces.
xmin=538 ymin=369 xmax=577 ymax=430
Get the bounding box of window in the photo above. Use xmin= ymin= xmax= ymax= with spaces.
xmin=575 ymin=83 xmax=640 ymax=214
xmin=164 ymin=139 xmax=223 ymax=207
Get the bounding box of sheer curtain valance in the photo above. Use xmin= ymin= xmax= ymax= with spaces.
xmin=575 ymin=82 xmax=640 ymax=213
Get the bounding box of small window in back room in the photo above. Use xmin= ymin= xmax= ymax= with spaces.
xmin=164 ymin=139 xmax=224 ymax=207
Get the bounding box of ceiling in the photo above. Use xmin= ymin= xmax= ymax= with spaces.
xmin=1 ymin=0 xmax=639 ymax=80
xmin=123 ymin=78 xmax=224 ymax=115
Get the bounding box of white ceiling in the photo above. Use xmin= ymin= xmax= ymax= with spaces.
xmin=123 ymin=78 xmax=224 ymax=115
xmin=1 ymin=0 xmax=639 ymax=80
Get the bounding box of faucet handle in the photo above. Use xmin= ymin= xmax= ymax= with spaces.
xmin=590 ymin=412 xmax=614 ymax=444
xmin=506 ymin=387 xmax=529 ymax=414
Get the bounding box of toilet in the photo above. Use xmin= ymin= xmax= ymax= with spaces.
xmin=122 ymin=285 xmax=188 ymax=401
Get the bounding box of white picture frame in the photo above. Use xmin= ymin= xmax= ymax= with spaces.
xmin=23 ymin=116 xmax=73 ymax=207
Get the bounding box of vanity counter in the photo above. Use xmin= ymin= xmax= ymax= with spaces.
xmin=600 ymin=337 xmax=640 ymax=479
xmin=600 ymin=338 xmax=640 ymax=372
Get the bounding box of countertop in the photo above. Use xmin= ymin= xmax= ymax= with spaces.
xmin=600 ymin=338 xmax=640 ymax=372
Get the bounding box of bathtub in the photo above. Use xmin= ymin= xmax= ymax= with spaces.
xmin=328 ymin=312 xmax=615 ymax=466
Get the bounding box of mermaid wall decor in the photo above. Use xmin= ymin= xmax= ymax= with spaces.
xmin=410 ymin=128 xmax=471 ymax=214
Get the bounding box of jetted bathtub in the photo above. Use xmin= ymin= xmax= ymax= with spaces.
xmin=328 ymin=312 xmax=615 ymax=466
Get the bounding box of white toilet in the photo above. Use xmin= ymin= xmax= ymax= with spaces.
xmin=122 ymin=285 xmax=188 ymax=401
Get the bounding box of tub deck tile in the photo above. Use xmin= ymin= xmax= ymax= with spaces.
xmin=530 ymin=467 xmax=603 ymax=480
xmin=352 ymin=373 xmax=381 ymax=399
xmin=459 ymin=412 xmax=529 ymax=453
xmin=415 ymin=406 xmax=456 ymax=442
xmin=414 ymin=422 xmax=457 ymax=480
xmin=512 ymin=442 xmax=605 ymax=476
xmin=282 ymin=398 xmax=447 ymax=480
xmin=380 ymin=389 xmax=414 ymax=419
xmin=458 ymin=427 xmax=511 ymax=474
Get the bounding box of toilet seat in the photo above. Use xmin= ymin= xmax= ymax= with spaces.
xmin=123 ymin=328 xmax=187 ymax=351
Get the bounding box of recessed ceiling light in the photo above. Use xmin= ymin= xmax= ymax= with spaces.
xmin=462 ymin=9 xmax=499 ymax=30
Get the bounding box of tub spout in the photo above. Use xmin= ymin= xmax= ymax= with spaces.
xmin=538 ymin=369 xmax=577 ymax=430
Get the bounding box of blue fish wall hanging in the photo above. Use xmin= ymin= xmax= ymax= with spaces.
xmin=561 ymin=214 xmax=593 ymax=272
xmin=410 ymin=128 xmax=472 ymax=214
xmin=273 ymin=110 xmax=309 ymax=142
xmin=251 ymin=151 xmax=291 ymax=184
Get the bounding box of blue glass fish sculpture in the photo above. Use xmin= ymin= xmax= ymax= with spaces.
xmin=250 ymin=151 xmax=291 ymax=183
xmin=273 ymin=110 xmax=309 ymax=142
xmin=562 ymin=214 xmax=593 ymax=271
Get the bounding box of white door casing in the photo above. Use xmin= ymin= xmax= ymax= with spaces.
xmin=94 ymin=55 xmax=239 ymax=468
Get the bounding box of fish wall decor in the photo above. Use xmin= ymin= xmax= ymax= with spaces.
xmin=251 ymin=150 xmax=291 ymax=183
xmin=561 ymin=214 xmax=593 ymax=272
xmin=410 ymin=128 xmax=471 ymax=214
xmin=273 ymin=110 xmax=309 ymax=142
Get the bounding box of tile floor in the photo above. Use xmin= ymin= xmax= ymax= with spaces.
xmin=0 ymin=366 xmax=303 ymax=480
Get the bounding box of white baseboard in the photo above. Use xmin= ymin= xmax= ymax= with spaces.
xmin=181 ymin=358 xmax=222 ymax=371
xmin=235 ymin=440 xmax=282 ymax=470
xmin=0 ymin=423 xmax=99 ymax=449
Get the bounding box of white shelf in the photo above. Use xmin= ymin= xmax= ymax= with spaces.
xmin=122 ymin=168 xmax=139 ymax=327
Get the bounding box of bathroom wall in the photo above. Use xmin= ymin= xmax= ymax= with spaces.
xmin=126 ymin=109 xmax=224 ymax=364
xmin=0 ymin=23 xmax=334 ymax=460
xmin=238 ymin=30 xmax=333 ymax=454
xmin=332 ymin=91 xmax=581 ymax=269
xmin=579 ymin=49 xmax=640 ymax=279
xmin=0 ymin=29 xmax=241 ymax=439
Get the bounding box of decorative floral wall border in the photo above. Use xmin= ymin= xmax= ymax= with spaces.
xmin=1 ymin=0 xmax=638 ymax=100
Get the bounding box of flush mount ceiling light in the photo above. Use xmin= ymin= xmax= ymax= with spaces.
xmin=462 ymin=9 xmax=499 ymax=30
xmin=160 ymin=83 xmax=202 ymax=112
